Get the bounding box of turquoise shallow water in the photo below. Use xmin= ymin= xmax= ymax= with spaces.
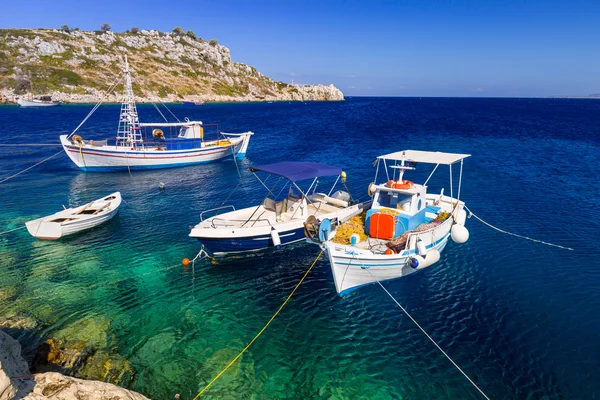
xmin=1 ymin=98 xmax=600 ymax=399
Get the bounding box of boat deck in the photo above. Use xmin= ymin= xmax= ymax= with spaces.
xmin=206 ymin=199 xmax=345 ymax=229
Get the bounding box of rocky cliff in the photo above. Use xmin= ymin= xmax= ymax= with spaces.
xmin=0 ymin=28 xmax=344 ymax=103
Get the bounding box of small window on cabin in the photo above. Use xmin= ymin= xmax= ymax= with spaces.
xmin=179 ymin=128 xmax=186 ymax=137
xmin=377 ymin=192 xmax=392 ymax=208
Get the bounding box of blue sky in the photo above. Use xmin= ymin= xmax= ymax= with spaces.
xmin=2 ymin=0 xmax=600 ymax=97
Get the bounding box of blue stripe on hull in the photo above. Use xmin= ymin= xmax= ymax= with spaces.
xmin=79 ymin=156 xmax=236 ymax=171
xmin=197 ymin=227 xmax=306 ymax=255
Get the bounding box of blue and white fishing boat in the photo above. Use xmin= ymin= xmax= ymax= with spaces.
xmin=59 ymin=56 xmax=252 ymax=171
xmin=306 ymin=150 xmax=471 ymax=295
xmin=189 ymin=162 xmax=369 ymax=256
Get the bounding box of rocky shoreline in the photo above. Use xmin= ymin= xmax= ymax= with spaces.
xmin=0 ymin=330 xmax=148 ymax=400
xmin=0 ymin=83 xmax=344 ymax=105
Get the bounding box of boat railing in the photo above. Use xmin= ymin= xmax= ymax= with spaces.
xmin=210 ymin=217 xmax=273 ymax=229
xmin=200 ymin=205 xmax=236 ymax=221
xmin=403 ymin=216 xmax=454 ymax=253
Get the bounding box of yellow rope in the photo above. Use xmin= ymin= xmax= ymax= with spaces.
xmin=194 ymin=248 xmax=324 ymax=399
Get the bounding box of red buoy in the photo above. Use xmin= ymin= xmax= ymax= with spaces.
xmin=182 ymin=258 xmax=190 ymax=266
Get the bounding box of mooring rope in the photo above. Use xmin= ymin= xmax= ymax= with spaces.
xmin=0 ymin=226 xmax=26 ymax=235
xmin=0 ymin=150 xmax=64 ymax=185
xmin=193 ymin=249 xmax=324 ymax=399
xmin=365 ymin=269 xmax=490 ymax=399
xmin=0 ymin=144 xmax=62 ymax=147
xmin=465 ymin=206 xmax=573 ymax=251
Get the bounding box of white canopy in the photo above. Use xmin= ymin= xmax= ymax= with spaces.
xmin=378 ymin=150 xmax=470 ymax=165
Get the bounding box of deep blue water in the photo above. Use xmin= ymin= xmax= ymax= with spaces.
xmin=1 ymin=97 xmax=600 ymax=399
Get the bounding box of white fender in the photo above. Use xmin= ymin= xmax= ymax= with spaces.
xmin=454 ymin=209 xmax=467 ymax=226
xmin=270 ymin=227 xmax=281 ymax=248
xmin=416 ymin=239 xmax=427 ymax=256
xmin=409 ymin=249 xmax=441 ymax=270
xmin=350 ymin=233 xmax=361 ymax=246
xmin=451 ymin=224 xmax=469 ymax=244
xmin=423 ymin=248 xmax=440 ymax=267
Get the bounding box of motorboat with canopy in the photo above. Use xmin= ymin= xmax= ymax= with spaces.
xmin=59 ymin=56 xmax=252 ymax=171
xmin=306 ymin=150 xmax=471 ymax=295
xmin=189 ymin=161 xmax=370 ymax=256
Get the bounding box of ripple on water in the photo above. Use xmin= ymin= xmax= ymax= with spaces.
xmin=1 ymin=98 xmax=600 ymax=398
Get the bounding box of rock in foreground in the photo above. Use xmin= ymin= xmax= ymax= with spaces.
xmin=0 ymin=330 xmax=148 ymax=400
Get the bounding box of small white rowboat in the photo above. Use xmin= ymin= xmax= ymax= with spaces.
xmin=25 ymin=192 xmax=122 ymax=240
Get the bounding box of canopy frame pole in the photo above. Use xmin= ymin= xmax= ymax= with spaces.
xmin=383 ymin=158 xmax=390 ymax=181
xmin=327 ymin=175 xmax=341 ymax=197
xmin=373 ymin=159 xmax=380 ymax=184
xmin=305 ymin=177 xmax=319 ymax=196
xmin=449 ymin=163 xmax=454 ymax=201
xmin=457 ymin=159 xmax=464 ymax=202
xmin=423 ymin=163 xmax=440 ymax=186
xmin=241 ymin=174 xmax=283 ymax=228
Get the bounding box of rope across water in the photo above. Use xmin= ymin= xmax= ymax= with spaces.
xmin=365 ymin=268 xmax=491 ymax=399
xmin=193 ymin=249 xmax=324 ymax=399
xmin=465 ymin=206 xmax=574 ymax=251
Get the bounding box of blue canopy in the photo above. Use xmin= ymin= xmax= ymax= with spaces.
xmin=250 ymin=162 xmax=342 ymax=182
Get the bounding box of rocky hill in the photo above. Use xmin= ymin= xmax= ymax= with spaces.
xmin=0 ymin=28 xmax=344 ymax=103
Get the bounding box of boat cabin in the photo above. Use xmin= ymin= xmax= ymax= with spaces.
xmin=178 ymin=123 xmax=204 ymax=139
xmin=366 ymin=183 xmax=430 ymax=240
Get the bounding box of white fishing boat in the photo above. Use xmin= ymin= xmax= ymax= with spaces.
xmin=190 ymin=162 xmax=370 ymax=256
xmin=59 ymin=56 xmax=252 ymax=171
xmin=18 ymin=95 xmax=62 ymax=107
xmin=25 ymin=192 xmax=122 ymax=240
xmin=306 ymin=150 xmax=471 ymax=295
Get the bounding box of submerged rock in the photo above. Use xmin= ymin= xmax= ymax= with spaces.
xmin=1 ymin=330 xmax=148 ymax=400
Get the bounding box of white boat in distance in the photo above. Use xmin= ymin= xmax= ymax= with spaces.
xmin=18 ymin=95 xmax=62 ymax=107
xmin=59 ymin=56 xmax=253 ymax=171
xmin=190 ymin=162 xmax=370 ymax=256
xmin=306 ymin=150 xmax=471 ymax=295
xmin=26 ymin=192 xmax=122 ymax=240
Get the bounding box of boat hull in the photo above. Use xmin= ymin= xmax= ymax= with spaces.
xmin=18 ymin=99 xmax=62 ymax=107
xmin=59 ymin=133 xmax=252 ymax=171
xmin=197 ymin=226 xmax=307 ymax=255
xmin=25 ymin=192 xmax=121 ymax=240
xmin=325 ymin=216 xmax=454 ymax=295
xmin=191 ymin=202 xmax=368 ymax=257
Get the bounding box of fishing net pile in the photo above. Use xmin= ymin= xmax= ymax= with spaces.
xmin=332 ymin=211 xmax=367 ymax=245
xmin=386 ymin=211 xmax=451 ymax=253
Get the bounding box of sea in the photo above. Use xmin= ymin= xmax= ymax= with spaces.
xmin=1 ymin=97 xmax=599 ymax=399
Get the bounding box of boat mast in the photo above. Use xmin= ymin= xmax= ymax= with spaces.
xmin=116 ymin=55 xmax=143 ymax=149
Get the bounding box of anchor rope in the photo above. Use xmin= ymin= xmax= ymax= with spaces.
xmin=0 ymin=150 xmax=63 ymax=185
xmin=464 ymin=206 xmax=573 ymax=251
xmin=193 ymin=249 xmax=324 ymax=399
xmin=0 ymin=226 xmax=26 ymax=235
xmin=365 ymin=269 xmax=490 ymax=400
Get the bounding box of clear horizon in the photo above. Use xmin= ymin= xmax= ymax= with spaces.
xmin=2 ymin=0 xmax=599 ymax=97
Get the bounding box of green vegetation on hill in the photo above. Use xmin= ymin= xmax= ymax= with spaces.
xmin=0 ymin=28 xmax=343 ymax=102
